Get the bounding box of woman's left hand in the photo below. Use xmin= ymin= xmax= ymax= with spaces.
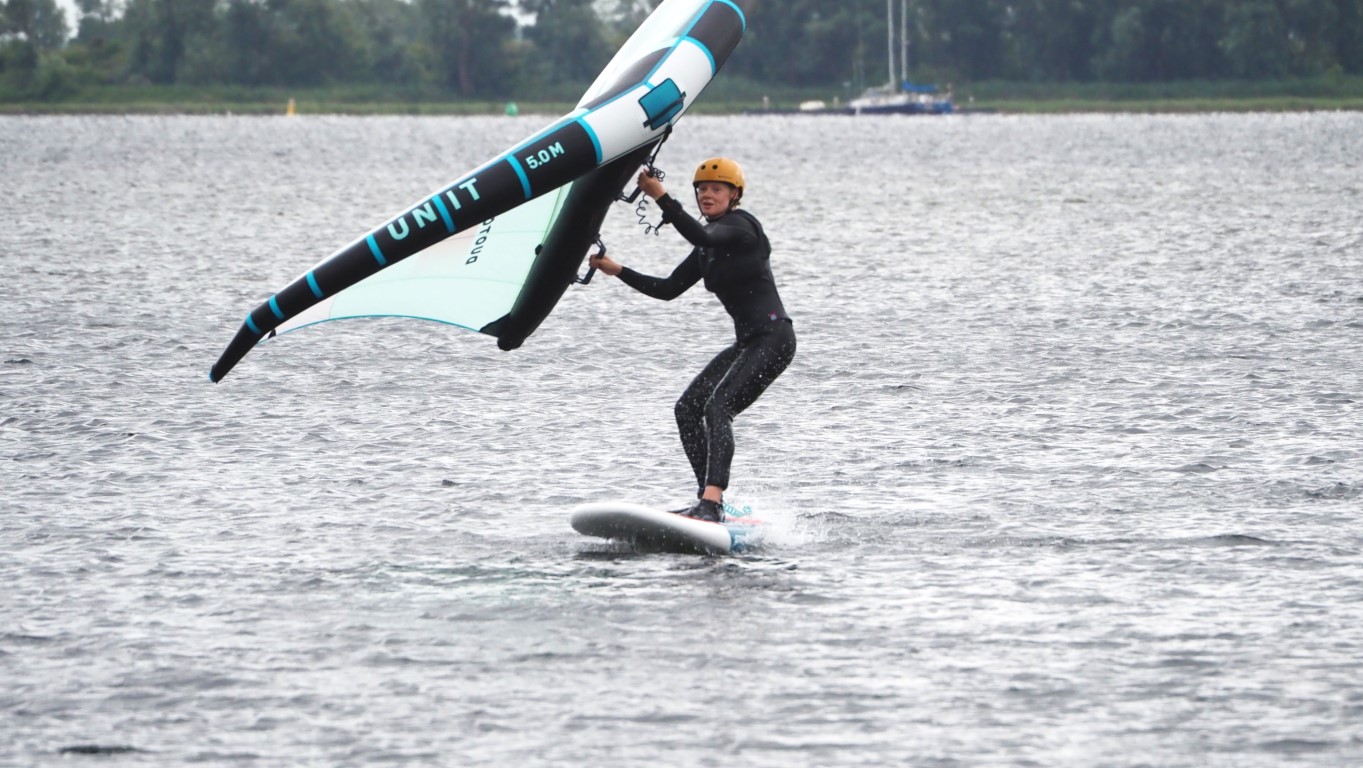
xmin=637 ymin=170 xmax=666 ymax=201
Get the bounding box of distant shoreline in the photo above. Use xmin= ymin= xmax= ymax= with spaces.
xmin=4 ymin=80 xmax=1362 ymax=116
xmin=5 ymin=99 xmax=1362 ymax=116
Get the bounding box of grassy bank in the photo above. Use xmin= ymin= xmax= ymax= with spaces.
xmin=4 ymin=76 xmax=1363 ymax=115
xmin=0 ymin=84 xmax=574 ymax=115
xmin=958 ymin=76 xmax=1363 ymax=113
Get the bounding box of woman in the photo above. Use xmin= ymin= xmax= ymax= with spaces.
xmin=589 ymin=158 xmax=796 ymax=522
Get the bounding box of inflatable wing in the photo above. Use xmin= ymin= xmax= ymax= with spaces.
xmin=210 ymin=0 xmax=746 ymax=382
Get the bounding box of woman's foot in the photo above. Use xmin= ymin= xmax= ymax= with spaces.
xmin=680 ymin=498 xmax=725 ymax=523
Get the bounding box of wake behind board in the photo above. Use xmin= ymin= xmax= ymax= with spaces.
xmin=570 ymin=502 xmax=763 ymax=555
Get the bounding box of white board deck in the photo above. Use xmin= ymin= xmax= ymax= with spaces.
xmin=570 ymin=501 xmax=763 ymax=555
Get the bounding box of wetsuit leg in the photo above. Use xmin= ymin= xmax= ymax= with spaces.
xmin=675 ymin=344 xmax=741 ymax=493
xmin=703 ymin=323 xmax=796 ymax=489
xmin=679 ymin=322 xmax=796 ymax=491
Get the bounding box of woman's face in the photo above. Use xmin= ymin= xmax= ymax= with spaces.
xmin=694 ymin=181 xmax=738 ymax=219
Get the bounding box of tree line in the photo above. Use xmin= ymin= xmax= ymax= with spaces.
xmin=4 ymin=0 xmax=1362 ymax=99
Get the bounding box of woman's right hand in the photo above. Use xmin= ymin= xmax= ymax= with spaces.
xmin=589 ymin=251 xmax=622 ymax=276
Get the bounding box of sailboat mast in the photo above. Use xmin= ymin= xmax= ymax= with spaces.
xmin=886 ymin=0 xmax=896 ymax=88
xmin=900 ymin=0 xmax=909 ymax=85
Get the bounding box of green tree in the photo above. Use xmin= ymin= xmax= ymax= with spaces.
xmin=1007 ymin=0 xmax=1104 ymax=81
xmin=63 ymin=0 xmax=125 ymax=85
xmin=729 ymin=0 xmax=887 ymax=90
xmin=1278 ymin=0 xmax=1341 ymax=74
xmin=268 ymin=0 xmax=372 ymax=85
xmin=522 ymin=0 xmax=611 ymax=88
xmin=1336 ymin=0 xmax=1363 ymax=73
xmin=1 ymin=0 xmax=69 ymax=89
xmin=217 ymin=0 xmax=273 ymax=85
xmin=122 ymin=0 xmax=218 ymax=83
xmin=918 ymin=0 xmax=1007 ymax=79
xmin=419 ymin=0 xmax=516 ymax=95
xmin=72 ymin=0 xmax=117 ymax=43
xmin=596 ymin=0 xmax=651 ymax=32
xmin=1096 ymin=0 xmax=1224 ymax=81
xmin=3 ymin=0 xmax=69 ymax=49
xmin=803 ymin=3 xmax=879 ymax=86
xmin=1221 ymin=0 xmax=1290 ymax=78
xmin=352 ymin=0 xmax=432 ymax=85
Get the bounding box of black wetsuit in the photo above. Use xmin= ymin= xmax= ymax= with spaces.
xmin=617 ymin=193 xmax=796 ymax=492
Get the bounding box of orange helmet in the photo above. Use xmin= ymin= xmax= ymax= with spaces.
xmin=692 ymin=157 xmax=745 ymax=199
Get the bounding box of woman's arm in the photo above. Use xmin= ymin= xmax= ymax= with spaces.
xmin=656 ymin=194 xmax=754 ymax=249
xmin=638 ymin=171 xmax=755 ymax=250
xmin=588 ymin=249 xmax=701 ymax=301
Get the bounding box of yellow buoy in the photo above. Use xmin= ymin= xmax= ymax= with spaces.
xmin=286 ymin=98 xmax=296 ymax=117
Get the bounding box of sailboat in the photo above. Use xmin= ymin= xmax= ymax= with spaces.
xmin=845 ymin=0 xmax=953 ymax=115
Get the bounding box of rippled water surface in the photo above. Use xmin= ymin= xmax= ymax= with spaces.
xmin=3 ymin=112 xmax=1361 ymax=766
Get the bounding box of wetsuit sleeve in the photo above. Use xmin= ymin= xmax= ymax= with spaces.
xmin=617 ymin=250 xmax=702 ymax=300
xmin=656 ymin=194 xmax=757 ymax=249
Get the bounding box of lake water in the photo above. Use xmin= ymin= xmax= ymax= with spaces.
xmin=2 ymin=111 xmax=1361 ymax=766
